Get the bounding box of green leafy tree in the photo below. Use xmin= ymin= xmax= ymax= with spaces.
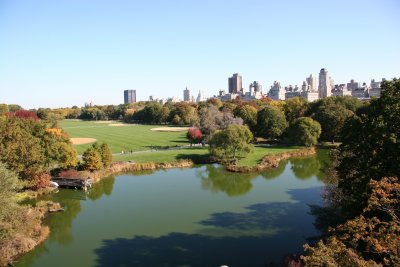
xmin=256 ymin=105 xmax=288 ymax=139
xmin=312 ymin=103 xmax=354 ymax=143
xmin=287 ymin=117 xmax=321 ymax=146
xmin=0 ymin=116 xmax=46 ymax=179
xmin=82 ymin=147 xmax=103 ymax=171
xmin=209 ymin=124 xmax=253 ymax=162
xmin=234 ymin=105 xmax=258 ymax=131
xmin=283 ymin=97 xmax=309 ymax=124
xmin=99 ymin=143 xmax=113 ymax=167
xmin=337 ymin=78 xmax=400 ymax=216
xmin=0 ymin=162 xmax=18 ymax=220
xmin=58 ymin=142 xmax=79 ymax=169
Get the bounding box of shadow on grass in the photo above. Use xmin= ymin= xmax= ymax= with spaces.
xmin=94 ymin=186 xmax=324 ymax=267
xmin=176 ymin=152 xmax=213 ymax=164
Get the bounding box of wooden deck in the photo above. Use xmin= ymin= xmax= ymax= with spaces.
xmin=51 ymin=177 xmax=93 ymax=190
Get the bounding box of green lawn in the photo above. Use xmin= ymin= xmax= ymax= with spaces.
xmin=113 ymin=147 xmax=210 ymax=163
xmin=62 ymin=120 xmax=303 ymax=165
xmin=236 ymin=145 xmax=303 ymax=167
xmin=61 ymin=120 xmax=189 ymax=154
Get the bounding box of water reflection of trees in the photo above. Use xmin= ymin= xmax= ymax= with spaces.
xmin=88 ymin=176 xmax=115 ymax=200
xmin=16 ymin=176 xmax=116 ymax=266
xmin=260 ymin=159 xmax=288 ymax=180
xmin=290 ymin=150 xmax=330 ymax=181
xmin=197 ymin=164 xmax=259 ymax=197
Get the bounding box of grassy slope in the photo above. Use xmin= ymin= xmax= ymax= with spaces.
xmin=61 ymin=120 xmax=188 ymax=154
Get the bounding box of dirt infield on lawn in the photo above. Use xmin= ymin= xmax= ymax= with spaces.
xmin=150 ymin=127 xmax=189 ymax=132
xmin=70 ymin=138 xmax=97 ymax=145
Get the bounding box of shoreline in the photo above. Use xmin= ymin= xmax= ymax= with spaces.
xmin=80 ymin=147 xmax=317 ymax=181
xmin=225 ymin=147 xmax=316 ymax=173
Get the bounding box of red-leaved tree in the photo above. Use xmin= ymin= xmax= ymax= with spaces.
xmin=13 ymin=110 xmax=39 ymax=120
xmin=187 ymin=127 xmax=203 ymax=145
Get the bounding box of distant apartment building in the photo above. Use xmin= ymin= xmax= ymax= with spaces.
xmin=347 ymin=79 xmax=360 ymax=91
xmin=285 ymin=85 xmax=301 ymax=100
xmin=183 ymin=87 xmax=191 ymax=102
xmin=306 ymin=74 xmax=318 ymax=92
xmin=369 ymin=79 xmax=383 ymax=98
xmin=318 ymin=68 xmax=332 ymax=99
xmin=300 ymin=81 xmax=319 ymax=101
xmin=249 ymin=81 xmax=262 ymax=94
xmin=332 ymin=84 xmax=352 ymax=97
xmin=124 ymin=90 xmax=136 ymax=104
xmin=352 ymin=82 xmax=369 ymax=99
xmin=267 ymin=81 xmax=285 ymax=100
xmin=228 ymin=73 xmax=242 ymax=94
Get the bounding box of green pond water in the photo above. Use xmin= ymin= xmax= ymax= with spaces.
xmin=16 ymin=150 xmax=330 ymax=267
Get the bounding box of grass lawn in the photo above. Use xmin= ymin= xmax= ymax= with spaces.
xmin=62 ymin=120 xmax=304 ymax=165
xmin=113 ymin=147 xmax=210 ymax=163
xmin=61 ymin=120 xmax=189 ymax=154
xmin=236 ymin=145 xmax=303 ymax=167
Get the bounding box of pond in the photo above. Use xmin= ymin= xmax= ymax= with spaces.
xmin=16 ymin=150 xmax=330 ymax=267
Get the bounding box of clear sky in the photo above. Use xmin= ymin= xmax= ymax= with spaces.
xmin=0 ymin=0 xmax=399 ymax=108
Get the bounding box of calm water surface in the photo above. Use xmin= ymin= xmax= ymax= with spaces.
xmin=16 ymin=150 xmax=330 ymax=267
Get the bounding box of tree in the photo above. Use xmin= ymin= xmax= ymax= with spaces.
xmin=256 ymin=106 xmax=288 ymax=139
xmin=303 ymin=79 xmax=400 ymax=265
xmin=0 ymin=104 xmax=8 ymax=116
xmin=284 ymin=97 xmax=309 ymax=124
xmin=209 ymin=124 xmax=253 ymax=162
xmin=0 ymin=116 xmax=46 ymax=180
xmin=234 ymin=105 xmax=258 ymax=131
xmin=336 ymin=78 xmax=400 ymax=215
xmin=287 ymin=117 xmax=321 ymax=146
xmin=0 ymin=162 xmax=18 ymax=220
xmin=302 ymin=177 xmax=400 ymax=266
xmin=82 ymin=147 xmax=103 ymax=171
xmin=58 ymin=142 xmax=79 ymax=169
xmin=99 ymin=143 xmax=113 ymax=168
xmin=187 ymin=127 xmax=203 ymax=145
xmin=312 ymin=103 xmax=354 ymax=143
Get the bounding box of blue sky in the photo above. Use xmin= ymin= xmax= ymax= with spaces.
xmin=0 ymin=0 xmax=399 ymax=108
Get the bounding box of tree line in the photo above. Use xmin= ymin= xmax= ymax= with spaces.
xmin=301 ymin=78 xmax=400 ymax=266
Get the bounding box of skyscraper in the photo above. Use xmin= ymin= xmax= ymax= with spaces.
xmin=228 ymin=73 xmax=242 ymax=94
xmin=124 ymin=90 xmax=136 ymax=104
xmin=318 ymin=68 xmax=332 ymax=99
xmin=183 ymin=87 xmax=191 ymax=102
xmin=306 ymin=74 xmax=318 ymax=92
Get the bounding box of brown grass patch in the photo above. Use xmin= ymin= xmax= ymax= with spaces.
xmin=108 ymin=123 xmax=128 ymax=127
xmin=94 ymin=121 xmax=113 ymax=124
xmin=70 ymin=138 xmax=97 ymax=145
xmin=150 ymin=127 xmax=189 ymax=132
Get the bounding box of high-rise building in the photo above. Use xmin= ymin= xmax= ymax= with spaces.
xmin=124 ymin=90 xmax=136 ymax=104
xmin=183 ymin=87 xmax=191 ymax=102
xmin=306 ymin=74 xmax=318 ymax=92
xmin=318 ymin=68 xmax=332 ymax=99
xmin=228 ymin=73 xmax=242 ymax=94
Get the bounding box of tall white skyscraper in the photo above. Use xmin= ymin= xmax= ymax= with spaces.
xmin=318 ymin=68 xmax=332 ymax=99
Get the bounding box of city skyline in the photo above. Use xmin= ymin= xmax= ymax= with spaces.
xmin=1 ymin=0 xmax=399 ymax=108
